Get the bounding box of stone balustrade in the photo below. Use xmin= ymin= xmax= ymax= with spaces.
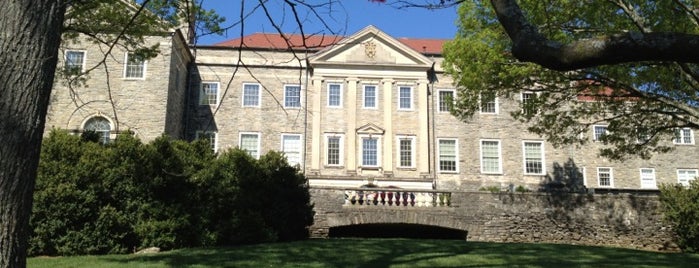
xmin=343 ymin=188 xmax=451 ymax=207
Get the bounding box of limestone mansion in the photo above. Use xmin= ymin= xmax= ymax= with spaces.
xmin=46 ymin=25 xmax=699 ymax=191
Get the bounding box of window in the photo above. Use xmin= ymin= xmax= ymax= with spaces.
xmin=281 ymin=134 xmax=302 ymax=166
xmin=239 ymin=132 xmax=261 ymax=159
xmin=325 ymin=134 xmax=344 ymax=166
xmin=195 ymin=131 xmax=217 ymax=152
xmin=480 ymin=93 xmax=497 ymax=114
xmin=593 ymin=125 xmax=608 ymax=141
xmin=480 ymin=140 xmax=502 ymax=174
xmin=327 ymin=83 xmax=342 ymax=107
xmin=83 ymin=116 xmax=111 ymax=144
xmin=677 ymin=169 xmax=698 ymax=186
xmin=124 ymin=53 xmax=145 ymax=79
xmin=397 ymin=136 xmax=415 ymax=168
xmin=640 ymin=168 xmax=657 ymax=189
xmin=361 ymin=137 xmax=380 ymax=167
xmin=523 ymin=141 xmax=544 ymax=175
xmin=398 ymin=86 xmax=412 ymax=110
xmin=674 ymin=128 xmax=694 ymax=145
xmin=438 ymin=139 xmax=458 ymax=172
xmin=597 ymin=167 xmax=613 ymax=187
xmin=284 ymin=85 xmax=301 ymax=108
xmin=242 ymin=83 xmax=261 ymax=107
xmin=438 ymin=90 xmax=454 ymax=112
xmin=199 ymin=82 xmax=219 ymax=105
xmin=363 ymin=85 xmax=377 ymax=108
xmin=521 ymin=92 xmax=537 ymax=115
xmin=64 ymin=50 xmax=85 ymax=74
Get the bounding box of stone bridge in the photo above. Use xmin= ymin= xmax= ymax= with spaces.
xmin=309 ymin=187 xmax=678 ymax=252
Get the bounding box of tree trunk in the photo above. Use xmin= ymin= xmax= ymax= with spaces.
xmin=0 ymin=1 xmax=66 ymax=267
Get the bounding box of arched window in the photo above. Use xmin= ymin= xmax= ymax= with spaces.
xmin=84 ymin=116 xmax=111 ymax=144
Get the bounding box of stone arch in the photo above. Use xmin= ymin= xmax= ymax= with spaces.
xmin=322 ymin=209 xmax=471 ymax=235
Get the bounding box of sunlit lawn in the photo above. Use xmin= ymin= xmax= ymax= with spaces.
xmin=28 ymin=238 xmax=699 ymax=268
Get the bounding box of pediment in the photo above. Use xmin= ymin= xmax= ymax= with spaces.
xmin=309 ymin=25 xmax=433 ymax=68
xmin=356 ymin=123 xmax=385 ymax=135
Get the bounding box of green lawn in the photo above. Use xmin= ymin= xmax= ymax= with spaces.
xmin=28 ymin=238 xmax=699 ymax=268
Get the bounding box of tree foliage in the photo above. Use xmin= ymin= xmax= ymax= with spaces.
xmin=30 ymin=130 xmax=313 ymax=256
xmin=443 ymin=0 xmax=699 ymax=160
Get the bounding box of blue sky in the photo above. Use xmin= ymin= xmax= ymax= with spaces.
xmin=197 ymin=1 xmax=459 ymax=45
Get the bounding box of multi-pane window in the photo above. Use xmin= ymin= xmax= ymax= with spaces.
xmin=521 ymin=92 xmax=536 ymax=115
xmin=284 ymin=85 xmax=301 ymax=108
xmin=199 ymin=82 xmax=219 ymax=105
xmin=398 ymin=86 xmax=412 ymax=110
xmin=397 ymin=137 xmax=415 ymax=168
xmin=438 ymin=139 xmax=457 ymax=172
xmin=363 ymin=85 xmax=377 ymax=108
xmin=84 ymin=116 xmax=111 ymax=144
xmin=65 ymin=50 xmax=85 ymax=74
xmin=597 ymin=167 xmax=613 ymax=187
xmin=361 ymin=137 xmax=379 ymax=167
xmin=327 ymin=83 xmax=342 ymax=107
xmin=480 ymin=140 xmax=502 ymax=173
xmin=124 ymin=53 xmax=145 ymax=78
xmin=480 ymin=93 xmax=497 ymax=114
xmin=195 ymin=131 xmax=217 ymax=152
xmin=326 ymin=135 xmax=343 ymax=166
xmin=674 ymin=128 xmax=694 ymax=145
xmin=593 ymin=125 xmax=608 ymax=141
xmin=242 ymin=83 xmax=261 ymax=107
xmin=239 ymin=133 xmax=260 ymax=159
xmin=438 ymin=90 xmax=454 ymax=112
xmin=523 ymin=141 xmax=544 ymax=175
xmin=677 ymin=169 xmax=698 ymax=186
xmin=640 ymin=168 xmax=657 ymax=189
xmin=281 ymin=134 xmax=302 ymax=166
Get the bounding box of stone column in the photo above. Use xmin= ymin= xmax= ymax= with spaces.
xmin=346 ymin=78 xmax=358 ymax=175
xmin=382 ymin=79 xmax=394 ymax=177
xmin=418 ymin=80 xmax=430 ymax=175
xmin=310 ymin=78 xmax=323 ymax=172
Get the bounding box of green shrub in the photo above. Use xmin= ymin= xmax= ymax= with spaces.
xmin=479 ymin=186 xmax=501 ymax=193
xmin=659 ymin=180 xmax=699 ymax=253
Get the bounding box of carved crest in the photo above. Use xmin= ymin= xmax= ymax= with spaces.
xmin=363 ymin=41 xmax=377 ymax=59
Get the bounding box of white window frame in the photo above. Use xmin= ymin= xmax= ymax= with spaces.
xmin=280 ymin=134 xmax=303 ymax=167
xmin=437 ymin=138 xmax=459 ymax=173
xmin=199 ymin=82 xmax=220 ymax=106
xmin=398 ymin=86 xmax=413 ymax=110
xmin=673 ymin=128 xmax=694 ymax=145
xmin=677 ymin=169 xmax=698 ymax=186
xmin=363 ymin=85 xmax=378 ymax=109
xmin=64 ymin=50 xmax=86 ymax=74
xmin=242 ymin=83 xmax=261 ymax=107
xmin=639 ymin=168 xmax=657 ymax=189
xmin=521 ymin=91 xmax=537 ymax=115
xmin=438 ymin=90 xmax=455 ymax=113
xmin=239 ymin=132 xmax=261 ymax=159
xmin=195 ymin=131 xmax=218 ymax=152
xmin=480 ymin=139 xmax=502 ymax=174
xmin=396 ymin=136 xmax=416 ymax=168
xmin=593 ymin=125 xmax=608 ymax=141
xmin=83 ymin=116 xmax=112 ymax=144
xmin=359 ymin=135 xmax=381 ymax=168
xmin=597 ymin=167 xmax=614 ymax=187
xmin=327 ymin=83 xmax=343 ymax=108
xmin=479 ymin=93 xmax=498 ymax=114
xmin=123 ymin=52 xmax=147 ymax=79
xmin=284 ymin=84 xmax=302 ymax=108
xmin=324 ymin=133 xmax=345 ymax=166
xmin=522 ymin=141 xmax=545 ymax=175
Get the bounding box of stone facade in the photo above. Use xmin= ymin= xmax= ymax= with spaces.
xmin=46 ymin=25 xmax=699 ymax=192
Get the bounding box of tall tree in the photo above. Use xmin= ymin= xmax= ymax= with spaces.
xmin=0 ymin=1 xmax=67 ymax=267
xmin=440 ymin=0 xmax=699 ymax=160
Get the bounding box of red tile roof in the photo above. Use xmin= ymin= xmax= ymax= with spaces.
xmin=213 ymin=33 xmax=448 ymax=54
